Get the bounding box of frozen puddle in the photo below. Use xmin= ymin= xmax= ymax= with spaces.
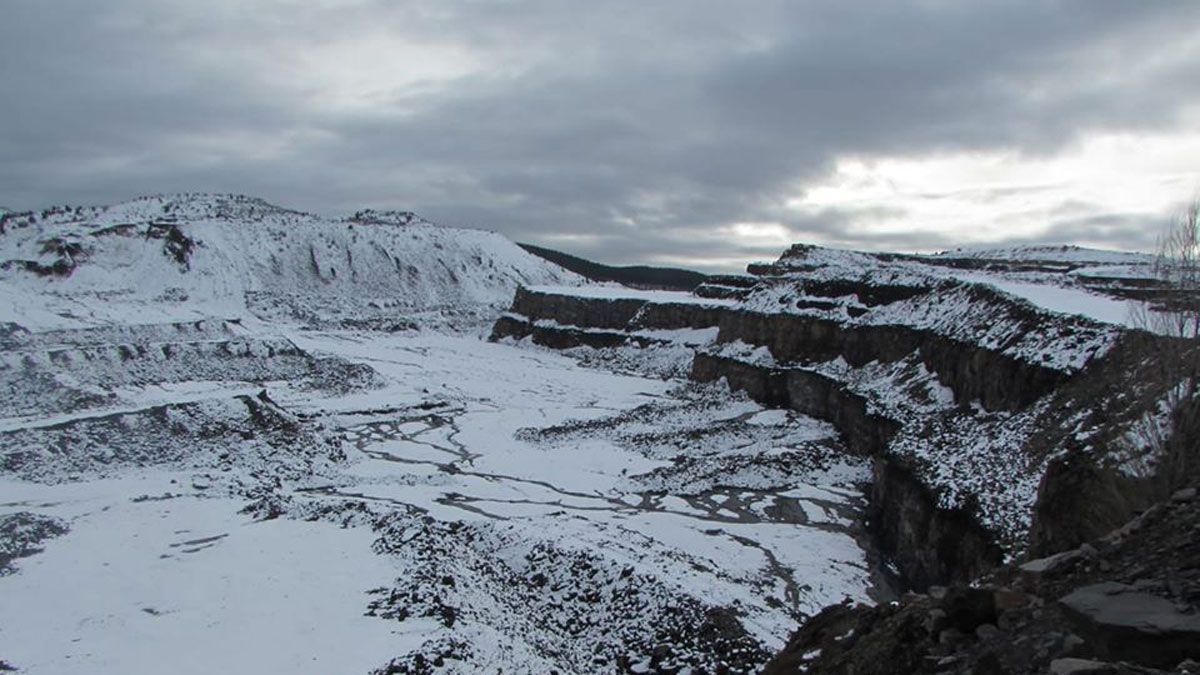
xmin=1 ymin=333 xmax=876 ymax=673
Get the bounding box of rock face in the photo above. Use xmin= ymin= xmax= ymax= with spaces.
xmin=691 ymin=351 xmax=1003 ymax=588
xmin=691 ymin=354 xmax=898 ymax=455
xmin=500 ymin=285 xmax=728 ymax=331
xmin=1028 ymin=453 xmax=1155 ymax=559
xmin=491 ymin=314 xmax=668 ymax=350
xmin=765 ymin=481 xmax=1200 ymax=674
xmin=869 ymin=459 xmax=1004 ymax=590
xmin=761 ymin=587 xmax=1003 ymax=675
xmin=507 ymin=286 xmax=651 ymax=330
xmin=503 ymin=287 xmax=1017 ymax=590
xmin=710 ymin=307 xmax=1067 ymax=412
xmin=491 ymin=242 xmax=1191 ymax=598
xmin=488 ymin=238 xmax=1200 ymax=673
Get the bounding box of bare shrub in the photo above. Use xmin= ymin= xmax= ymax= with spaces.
xmin=1132 ymin=200 xmax=1200 ymax=490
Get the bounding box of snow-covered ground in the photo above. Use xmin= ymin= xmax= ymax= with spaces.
xmin=0 ymin=476 xmax=406 ymax=674
xmin=0 ymin=328 xmax=875 ymax=673
xmin=0 ymin=196 xmax=880 ymax=672
xmin=949 ymin=272 xmax=1140 ymax=327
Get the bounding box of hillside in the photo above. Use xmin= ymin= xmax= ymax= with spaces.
xmin=0 ymin=194 xmax=585 ymax=331
xmin=518 ymin=242 xmax=708 ymax=290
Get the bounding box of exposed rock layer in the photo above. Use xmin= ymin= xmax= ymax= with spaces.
xmin=493 ymin=287 xmax=1017 ymax=589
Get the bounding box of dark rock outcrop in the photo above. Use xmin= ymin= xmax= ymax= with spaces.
xmin=507 ymin=287 xmax=647 ymax=330
xmin=692 ymin=352 xmax=1002 ymax=589
xmin=1029 ymin=454 xmax=1155 ymax=559
xmin=766 ymin=483 xmax=1200 ymax=674
xmin=0 ymin=512 xmax=69 ymax=575
xmin=869 ymin=459 xmax=1005 ymax=590
xmin=1059 ymin=582 xmax=1200 ymax=669
xmin=490 ymin=314 xmax=667 ymax=350
xmin=690 ymin=353 xmax=788 ymax=408
xmin=502 ymin=286 xmax=726 ymax=333
xmin=711 ymin=309 xmax=1065 ymax=412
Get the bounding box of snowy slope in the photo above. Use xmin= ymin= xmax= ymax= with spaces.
xmin=928 ymin=244 xmax=1154 ymax=265
xmin=0 ymin=194 xmax=585 ymax=330
xmin=756 ymin=242 xmax=1164 ymax=349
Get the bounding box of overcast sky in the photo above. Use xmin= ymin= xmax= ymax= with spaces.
xmin=3 ymin=1 xmax=1199 ymax=272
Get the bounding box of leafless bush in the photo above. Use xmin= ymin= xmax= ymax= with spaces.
xmin=1132 ymin=199 xmax=1200 ymax=489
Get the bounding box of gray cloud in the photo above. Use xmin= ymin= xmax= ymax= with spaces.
xmin=2 ymin=0 xmax=1198 ymax=271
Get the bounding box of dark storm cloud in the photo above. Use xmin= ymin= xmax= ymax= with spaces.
xmin=2 ymin=0 xmax=1198 ymax=271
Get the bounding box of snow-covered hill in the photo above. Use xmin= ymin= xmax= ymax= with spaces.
xmin=0 ymin=194 xmax=584 ymax=330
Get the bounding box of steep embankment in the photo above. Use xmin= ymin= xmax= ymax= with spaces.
xmin=763 ymin=484 xmax=1200 ymax=675
xmin=0 ymin=194 xmax=584 ymax=331
xmin=518 ymin=243 xmax=708 ymax=290
xmin=493 ymin=242 xmax=1177 ymax=591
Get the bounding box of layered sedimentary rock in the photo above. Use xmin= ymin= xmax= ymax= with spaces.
xmin=492 ymin=244 xmax=1180 ymax=590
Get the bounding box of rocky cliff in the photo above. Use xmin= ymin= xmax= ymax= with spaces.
xmin=762 ymin=484 xmax=1200 ymax=675
xmin=492 ymin=243 xmax=1182 ymax=593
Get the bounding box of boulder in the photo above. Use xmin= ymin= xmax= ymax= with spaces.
xmin=1059 ymin=582 xmax=1200 ymax=668
xmin=1049 ymin=658 xmax=1117 ymax=674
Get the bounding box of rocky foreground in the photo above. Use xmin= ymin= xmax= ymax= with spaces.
xmin=764 ymin=485 xmax=1200 ymax=674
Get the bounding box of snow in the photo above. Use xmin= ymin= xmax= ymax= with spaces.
xmin=1 ymin=327 xmax=875 ymax=672
xmin=758 ymin=241 xmax=1160 ymax=333
xmin=0 ymin=476 xmax=407 ymax=675
xmin=0 ymin=193 xmax=585 ymax=332
xmin=945 ymin=272 xmax=1141 ymax=327
xmin=742 ymin=248 xmax=1128 ymax=372
xmin=709 ymin=340 xmax=779 ymax=368
xmin=0 ymin=195 xmax=880 ymax=671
